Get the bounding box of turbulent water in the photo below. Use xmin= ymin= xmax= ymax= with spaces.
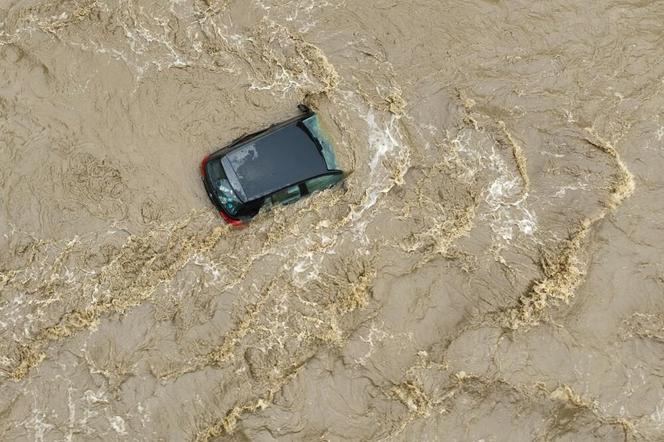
xmin=1 ymin=0 xmax=663 ymax=440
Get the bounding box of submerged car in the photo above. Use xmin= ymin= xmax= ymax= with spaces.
xmin=201 ymin=105 xmax=344 ymax=225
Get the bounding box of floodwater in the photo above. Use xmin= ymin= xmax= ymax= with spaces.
xmin=1 ymin=0 xmax=663 ymax=440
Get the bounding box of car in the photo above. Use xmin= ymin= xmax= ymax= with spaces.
xmin=200 ymin=105 xmax=345 ymax=225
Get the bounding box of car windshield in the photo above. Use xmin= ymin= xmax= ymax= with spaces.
xmin=205 ymin=158 xmax=244 ymax=216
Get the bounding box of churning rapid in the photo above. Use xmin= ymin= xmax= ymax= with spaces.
xmin=1 ymin=0 xmax=663 ymax=440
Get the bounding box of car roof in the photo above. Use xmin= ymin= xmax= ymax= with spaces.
xmin=221 ymin=116 xmax=330 ymax=202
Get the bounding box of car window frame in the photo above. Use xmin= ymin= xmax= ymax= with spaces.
xmin=303 ymin=170 xmax=344 ymax=194
xmin=270 ymin=184 xmax=302 ymax=205
xmin=247 ymin=169 xmax=343 ymax=215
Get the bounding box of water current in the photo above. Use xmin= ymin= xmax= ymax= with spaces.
xmin=1 ymin=0 xmax=664 ymax=440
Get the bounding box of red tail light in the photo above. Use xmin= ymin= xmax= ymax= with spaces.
xmin=200 ymin=155 xmax=210 ymax=176
xmin=219 ymin=210 xmax=243 ymax=226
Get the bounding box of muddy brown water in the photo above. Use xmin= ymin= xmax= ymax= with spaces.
xmin=1 ymin=0 xmax=664 ymax=440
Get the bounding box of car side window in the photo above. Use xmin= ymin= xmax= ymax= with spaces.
xmin=236 ymin=197 xmax=265 ymax=219
xmin=271 ymin=185 xmax=301 ymax=205
xmin=305 ymin=173 xmax=342 ymax=194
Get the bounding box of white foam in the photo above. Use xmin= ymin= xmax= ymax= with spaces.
xmin=483 ymin=147 xmax=538 ymax=241
xmin=26 ymin=408 xmax=54 ymax=442
xmin=350 ymin=110 xmax=405 ymax=223
xmin=647 ymin=390 xmax=664 ymax=429
xmin=454 ymin=131 xmax=537 ymax=242
xmin=109 ymin=416 xmax=127 ymax=435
